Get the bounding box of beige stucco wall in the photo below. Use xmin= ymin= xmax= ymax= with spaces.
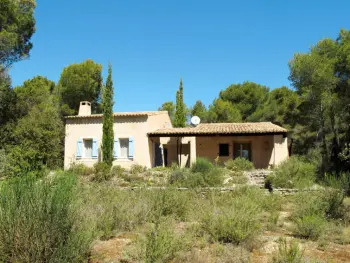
xmin=160 ymin=135 xmax=288 ymax=169
xmin=64 ymin=112 xmax=172 ymax=169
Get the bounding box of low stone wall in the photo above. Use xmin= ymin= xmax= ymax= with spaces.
xmin=245 ymin=169 xmax=273 ymax=187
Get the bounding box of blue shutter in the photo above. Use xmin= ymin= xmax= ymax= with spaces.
xmin=113 ymin=139 xmax=119 ymax=158
xmin=128 ymin=136 xmax=134 ymax=158
xmin=92 ymin=138 xmax=98 ymax=159
xmin=76 ymin=138 xmax=83 ymax=158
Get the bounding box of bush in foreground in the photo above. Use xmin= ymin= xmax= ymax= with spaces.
xmin=294 ymin=215 xmax=326 ymax=240
xmin=0 ymin=172 xmax=93 ymax=263
xmin=266 ymin=156 xmax=316 ymax=189
xmin=224 ymin=157 xmax=254 ymax=172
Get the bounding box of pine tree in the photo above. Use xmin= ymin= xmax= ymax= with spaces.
xmin=174 ymin=78 xmax=186 ymax=128
xmin=102 ymin=64 xmax=114 ymax=166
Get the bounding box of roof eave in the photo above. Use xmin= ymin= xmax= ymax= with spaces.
xmin=148 ymin=131 xmax=288 ymax=137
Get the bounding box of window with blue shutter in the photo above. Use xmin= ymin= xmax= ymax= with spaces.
xmin=128 ymin=136 xmax=134 ymax=158
xmin=92 ymin=138 xmax=98 ymax=159
xmin=113 ymin=139 xmax=119 ymax=158
xmin=76 ymin=138 xmax=83 ymax=158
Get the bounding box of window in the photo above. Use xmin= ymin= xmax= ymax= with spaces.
xmin=234 ymin=143 xmax=251 ymax=161
xmin=83 ymin=139 xmax=93 ymax=158
xmin=219 ymin=143 xmax=229 ymax=156
xmin=119 ymin=138 xmax=129 ymax=158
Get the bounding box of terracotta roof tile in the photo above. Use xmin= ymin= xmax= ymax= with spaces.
xmin=65 ymin=111 xmax=168 ymax=119
xmin=148 ymin=122 xmax=287 ymax=136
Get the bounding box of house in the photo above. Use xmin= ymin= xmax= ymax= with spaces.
xmin=64 ymin=102 xmax=289 ymax=170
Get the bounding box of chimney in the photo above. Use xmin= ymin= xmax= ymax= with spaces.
xmin=78 ymin=101 xmax=91 ymax=116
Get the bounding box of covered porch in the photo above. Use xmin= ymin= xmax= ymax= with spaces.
xmin=148 ymin=122 xmax=289 ymax=169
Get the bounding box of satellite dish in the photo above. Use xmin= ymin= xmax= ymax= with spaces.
xmin=191 ymin=116 xmax=201 ymax=126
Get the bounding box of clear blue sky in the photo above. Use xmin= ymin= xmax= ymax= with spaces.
xmin=10 ymin=0 xmax=350 ymax=112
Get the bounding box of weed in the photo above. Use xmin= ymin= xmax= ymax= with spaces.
xmin=91 ymin=162 xmax=112 ymax=182
xmin=224 ymin=157 xmax=254 ymax=171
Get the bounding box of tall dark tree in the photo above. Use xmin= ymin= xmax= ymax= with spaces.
xmin=57 ymin=59 xmax=103 ymax=115
xmin=102 ymin=65 xmax=114 ymax=166
xmin=0 ymin=0 xmax=36 ymax=69
xmin=174 ymin=78 xmax=186 ymax=128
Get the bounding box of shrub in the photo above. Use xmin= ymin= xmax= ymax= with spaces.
xmin=267 ymin=156 xmax=316 ymax=189
xmin=144 ymin=218 xmax=182 ymax=263
xmin=0 ymin=172 xmax=93 ymax=262
xmin=0 ymin=149 xmax=6 ymax=177
xmin=150 ymin=189 xmax=189 ymax=221
xmin=231 ymin=175 xmax=249 ymax=184
xmin=201 ymin=195 xmax=261 ymax=245
xmin=68 ymin=163 xmax=94 ymax=176
xmin=202 ymin=167 xmax=225 ymax=186
xmin=191 ymin=157 xmax=213 ymax=174
xmin=272 ymin=238 xmax=304 ymax=263
xmin=130 ymin=164 xmax=147 ymax=175
xmin=294 ymin=215 xmax=326 ymax=240
xmin=110 ymin=165 xmax=126 ymax=177
xmin=91 ymin=162 xmax=112 ymax=182
xmin=324 ymin=172 xmax=350 ymax=196
xmin=224 ymin=157 xmax=254 ymax=172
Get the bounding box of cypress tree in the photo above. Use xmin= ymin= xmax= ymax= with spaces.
xmin=174 ymin=78 xmax=186 ymax=128
xmin=102 ymin=64 xmax=114 ymax=166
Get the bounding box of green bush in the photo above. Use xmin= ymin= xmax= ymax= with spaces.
xmin=0 ymin=172 xmax=93 ymax=262
xmin=191 ymin=157 xmax=213 ymax=174
xmin=91 ymin=162 xmax=112 ymax=182
xmin=267 ymin=156 xmax=316 ymax=189
xmin=130 ymin=164 xmax=147 ymax=175
xmin=201 ymin=194 xmax=261 ymax=245
xmin=231 ymin=175 xmax=249 ymax=184
xmin=272 ymin=238 xmax=304 ymax=263
xmin=144 ymin=218 xmax=182 ymax=263
xmin=68 ymin=163 xmax=94 ymax=176
xmin=294 ymin=215 xmax=326 ymax=240
xmin=0 ymin=149 xmax=6 ymax=177
xmin=110 ymin=165 xmax=126 ymax=177
xmin=224 ymin=157 xmax=254 ymax=171
xmin=202 ymin=167 xmax=225 ymax=186
xmin=324 ymin=172 xmax=350 ymax=196
xmin=150 ymin=189 xmax=189 ymax=221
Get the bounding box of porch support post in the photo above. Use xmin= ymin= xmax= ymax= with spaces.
xmin=190 ymin=136 xmax=197 ymax=166
xmin=159 ymin=143 xmax=165 ymax=167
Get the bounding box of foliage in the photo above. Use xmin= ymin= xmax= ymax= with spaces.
xmin=174 ymin=78 xmax=186 ymax=127
xmin=0 ymin=0 xmax=36 ymax=69
xmin=14 ymin=76 xmax=56 ymax=117
xmin=218 ymin=81 xmax=269 ymax=121
xmin=0 ymin=149 xmax=6 ymax=176
xmin=0 ymin=172 xmax=93 ymax=263
xmin=266 ymin=156 xmax=316 ymax=189
xmin=272 ymin=238 xmax=304 ymax=263
xmin=190 ymin=100 xmax=208 ymax=122
xmin=68 ymin=163 xmax=94 ymax=176
xmin=201 ymin=191 xmax=261 ymax=245
xmin=207 ymin=98 xmax=242 ymax=123
xmin=110 ymin=165 xmax=126 ymax=177
xmin=191 ymin=157 xmax=213 ymax=174
xmin=144 ymin=218 xmax=183 ymax=263
xmin=58 ymin=59 xmax=103 ymax=114
xmin=225 ymin=157 xmax=254 ymax=171
xmin=102 ymin=64 xmax=114 ymax=166
xmin=323 ymin=172 xmax=350 ymax=196
xmin=170 ymin=161 xmax=224 ymax=188
xmin=6 ymin=102 xmax=64 ymax=176
xmin=294 ymin=215 xmax=326 ymax=240
xmin=130 ymin=164 xmax=147 ymax=174
xmin=91 ymin=162 xmax=112 ymax=182
xmin=158 ymin=101 xmax=175 ymax=124
xmin=0 ymin=73 xmax=16 ymax=126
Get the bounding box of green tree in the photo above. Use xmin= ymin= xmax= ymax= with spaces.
xmin=190 ymin=100 xmax=208 ymax=122
xmin=158 ymin=101 xmax=175 ymax=124
xmin=219 ymin=82 xmax=269 ymax=120
xmin=289 ymin=29 xmax=350 ymax=173
xmin=207 ymin=98 xmax=242 ymax=123
xmin=0 ymin=73 xmax=16 ymax=125
xmin=174 ymin=78 xmax=186 ymax=128
xmin=102 ymin=65 xmax=114 ymax=166
xmin=6 ymin=101 xmax=64 ymax=176
xmin=0 ymin=0 xmax=36 ymax=69
xmin=14 ymin=76 xmax=55 ymax=117
xmin=57 ymin=59 xmax=103 ymax=115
